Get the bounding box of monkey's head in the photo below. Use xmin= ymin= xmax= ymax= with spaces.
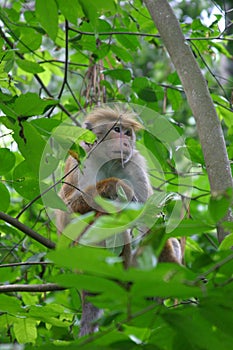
xmin=83 ymin=106 xmax=143 ymax=162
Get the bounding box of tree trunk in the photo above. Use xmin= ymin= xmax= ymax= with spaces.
xmin=144 ymin=0 xmax=233 ymax=242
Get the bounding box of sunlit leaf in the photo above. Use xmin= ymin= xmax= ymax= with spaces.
xmin=36 ymin=0 xmax=58 ymax=41
xmin=16 ymin=59 xmax=44 ymax=74
xmin=103 ymin=69 xmax=132 ymax=83
xmin=0 ymin=148 xmax=15 ymax=174
xmin=0 ymin=183 xmax=10 ymax=211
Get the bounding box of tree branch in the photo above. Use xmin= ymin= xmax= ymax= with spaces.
xmin=0 ymin=212 xmax=56 ymax=249
xmin=0 ymin=283 xmax=65 ymax=293
xmin=144 ymin=0 xmax=233 ymax=242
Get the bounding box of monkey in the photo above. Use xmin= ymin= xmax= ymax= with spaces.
xmin=56 ymin=106 xmax=183 ymax=336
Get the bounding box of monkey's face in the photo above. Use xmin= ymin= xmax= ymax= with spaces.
xmin=93 ymin=123 xmax=135 ymax=162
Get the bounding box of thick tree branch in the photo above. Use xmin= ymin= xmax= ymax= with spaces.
xmin=0 ymin=212 xmax=56 ymax=249
xmin=144 ymin=0 xmax=233 ymax=242
xmin=0 ymin=283 xmax=65 ymax=293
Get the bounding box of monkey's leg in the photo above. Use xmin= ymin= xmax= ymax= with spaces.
xmin=79 ymin=291 xmax=103 ymax=337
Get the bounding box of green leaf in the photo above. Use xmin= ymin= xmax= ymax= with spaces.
xmin=208 ymin=188 xmax=232 ymax=223
xmin=48 ymin=245 xmax=124 ymax=278
xmin=115 ymin=28 xmax=140 ymax=50
xmin=52 ymin=273 xmax=125 ymax=300
xmin=103 ymin=69 xmax=132 ymax=82
xmin=168 ymin=218 xmax=214 ymax=237
xmin=0 ymin=294 xmax=23 ymax=314
xmin=79 ymin=0 xmax=116 ymax=24
xmin=16 ymin=59 xmax=44 ymax=74
xmin=132 ymin=77 xmax=156 ymax=102
xmin=17 ymin=28 xmax=42 ymax=53
xmin=111 ymin=44 xmax=133 ymax=62
xmin=13 ymin=318 xmax=37 ymax=344
xmin=186 ymin=138 xmax=205 ymax=165
xmin=29 ymin=304 xmax=72 ymax=327
xmin=219 ymin=232 xmax=233 ymax=250
xmin=31 ymin=118 xmax=61 ymax=136
xmin=0 ymin=183 xmax=10 ymax=211
xmin=13 ymin=161 xmax=41 ymax=201
xmin=0 ymin=148 xmax=15 ymax=174
xmin=12 ymin=121 xmax=46 ymax=175
xmin=122 ymin=324 xmax=151 ymax=344
xmin=56 ymin=0 xmax=80 ymax=23
xmin=40 ymin=183 xmax=67 ymax=210
xmin=36 ymin=0 xmax=58 ymax=41
xmin=130 ymin=264 xmax=201 ymax=299
xmin=14 ymin=93 xmax=58 ymax=117
xmin=167 ymin=88 xmax=182 ymax=110
xmin=217 ymin=105 xmax=233 ymax=131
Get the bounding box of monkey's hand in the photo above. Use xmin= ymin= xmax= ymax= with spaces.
xmin=70 ymin=177 xmax=135 ymax=214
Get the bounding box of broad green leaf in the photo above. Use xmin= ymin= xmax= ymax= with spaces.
xmin=29 ymin=305 xmax=72 ymax=327
xmin=115 ymin=28 xmax=140 ymax=50
xmin=39 ymin=154 xmax=59 ymax=180
xmin=13 ymin=318 xmax=37 ymax=344
xmin=52 ymin=273 xmax=125 ymax=299
xmin=0 ymin=148 xmax=15 ymax=174
xmin=0 ymin=183 xmax=10 ymax=211
xmin=132 ymin=77 xmax=156 ymax=102
xmin=16 ymin=59 xmax=44 ymax=74
xmin=0 ymin=266 xmax=18 ymax=283
xmin=217 ymin=105 xmax=233 ymax=131
xmin=111 ymin=44 xmax=133 ymax=62
xmin=36 ymin=0 xmax=58 ymax=41
xmin=200 ymin=298 xmax=233 ymax=338
xmin=48 ymin=245 xmax=124 ymax=278
xmin=168 ymin=218 xmax=214 ymax=237
xmin=208 ymin=188 xmax=232 ymax=223
xmin=79 ymin=0 xmax=116 ymax=25
xmin=31 ymin=118 xmax=61 ymax=136
xmin=163 ymin=307 xmax=231 ymax=350
xmin=0 ymin=294 xmax=23 ymax=314
xmin=167 ymin=88 xmax=182 ymax=110
xmin=0 ymin=95 xmax=17 ymax=118
xmin=13 ymin=160 xmax=41 ymax=201
xmin=219 ymin=232 xmax=233 ymax=250
xmin=122 ymin=324 xmax=151 ymax=344
xmin=131 ymin=264 xmax=202 ymax=299
xmin=14 ymin=93 xmax=58 ymax=117
xmin=40 ymin=182 xmax=67 ymax=210
xmin=185 ymin=138 xmax=205 ymax=165
xmin=17 ymin=28 xmax=42 ymax=53
xmin=103 ymin=69 xmax=132 ymax=83
xmin=142 ymin=130 xmax=169 ymax=171
xmin=12 ymin=121 xmax=46 ymax=175
xmin=56 ymin=0 xmax=80 ymax=24
xmin=53 ymin=125 xmax=95 ymax=147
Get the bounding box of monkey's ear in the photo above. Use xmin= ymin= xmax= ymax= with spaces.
xmin=85 ymin=122 xmax=92 ymax=130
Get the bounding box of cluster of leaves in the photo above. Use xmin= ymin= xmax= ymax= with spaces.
xmin=0 ymin=0 xmax=233 ymax=349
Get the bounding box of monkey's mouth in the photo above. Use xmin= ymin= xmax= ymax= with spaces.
xmin=113 ymin=150 xmax=131 ymax=158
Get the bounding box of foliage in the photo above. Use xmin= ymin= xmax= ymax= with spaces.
xmin=0 ymin=0 xmax=233 ymax=349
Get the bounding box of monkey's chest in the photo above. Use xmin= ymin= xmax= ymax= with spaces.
xmin=96 ymin=161 xmax=130 ymax=181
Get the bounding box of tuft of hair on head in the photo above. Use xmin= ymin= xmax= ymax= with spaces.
xmin=84 ymin=105 xmax=143 ymax=132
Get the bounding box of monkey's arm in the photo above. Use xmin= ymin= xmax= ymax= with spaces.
xmin=69 ymin=177 xmax=135 ymax=214
xmin=159 ymin=238 xmax=182 ymax=264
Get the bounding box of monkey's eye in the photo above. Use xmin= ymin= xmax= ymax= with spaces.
xmin=125 ymin=129 xmax=132 ymax=137
xmin=114 ymin=126 xmax=121 ymax=133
